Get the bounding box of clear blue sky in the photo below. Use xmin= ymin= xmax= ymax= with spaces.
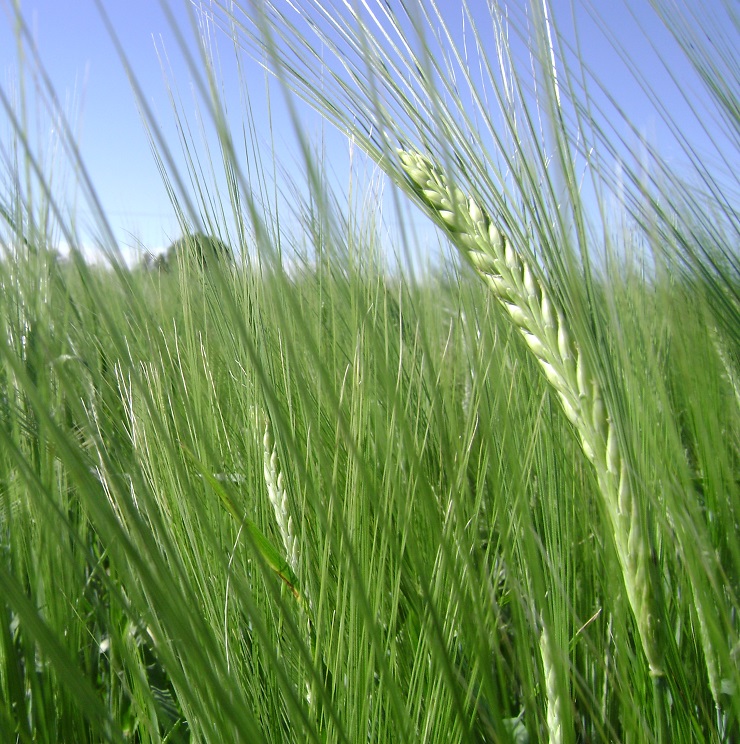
xmin=1 ymin=0 xmax=182 ymax=254
xmin=0 ymin=0 xmax=735 ymax=262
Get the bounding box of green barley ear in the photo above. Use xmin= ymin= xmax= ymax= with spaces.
xmin=539 ymin=618 xmax=565 ymax=744
xmin=263 ymin=416 xmax=299 ymax=574
xmin=398 ymin=148 xmax=667 ymax=687
xmin=262 ymin=416 xmax=330 ymax=716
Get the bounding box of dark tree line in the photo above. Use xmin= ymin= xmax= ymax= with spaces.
xmin=141 ymin=232 xmax=233 ymax=271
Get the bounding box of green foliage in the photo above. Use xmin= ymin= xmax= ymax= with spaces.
xmin=0 ymin=0 xmax=738 ymax=742
xmin=0 ymin=215 xmax=737 ymax=742
xmin=164 ymin=232 xmax=234 ymax=271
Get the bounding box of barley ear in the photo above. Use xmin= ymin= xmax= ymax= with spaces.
xmin=263 ymin=417 xmax=298 ymax=574
xmin=263 ymin=418 xmax=326 ymax=714
xmin=398 ymin=148 xmax=666 ymax=683
xmin=539 ymin=617 xmax=566 ymax=744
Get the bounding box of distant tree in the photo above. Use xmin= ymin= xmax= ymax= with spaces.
xmin=140 ymin=251 xmax=170 ymax=272
xmin=164 ymin=232 xmax=233 ymax=270
xmin=153 ymin=254 xmax=169 ymax=272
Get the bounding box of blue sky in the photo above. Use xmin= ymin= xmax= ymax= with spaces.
xmin=0 ymin=0 xmax=735 ymax=262
xmin=1 ymin=0 xmax=256 ymax=257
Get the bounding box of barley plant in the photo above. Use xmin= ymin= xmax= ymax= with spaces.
xmin=0 ymin=0 xmax=738 ymax=742
xmin=397 ymin=146 xmax=669 ymax=721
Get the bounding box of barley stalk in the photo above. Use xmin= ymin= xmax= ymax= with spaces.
xmin=398 ymin=148 xmax=666 ymax=682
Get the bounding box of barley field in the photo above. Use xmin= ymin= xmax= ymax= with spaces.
xmin=0 ymin=0 xmax=738 ymax=742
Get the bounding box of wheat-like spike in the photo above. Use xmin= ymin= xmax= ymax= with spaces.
xmin=399 ymin=148 xmax=665 ymax=678
xmin=263 ymin=419 xmax=327 ymax=716
xmin=263 ymin=418 xmax=298 ymax=573
xmin=539 ymin=618 xmax=565 ymax=744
